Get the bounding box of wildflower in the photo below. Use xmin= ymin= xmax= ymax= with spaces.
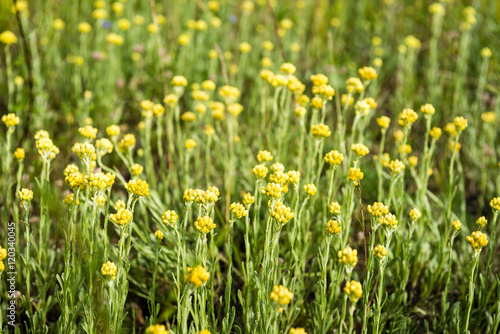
xmin=398 ymin=144 xmax=412 ymax=154
xmin=65 ymin=171 xmax=87 ymax=190
xmin=219 ymin=85 xmax=240 ymax=104
xmin=154 ymin=230 xmax=164 ymax=241
xmin=368 ymin=202 xmax=389 ymax=218
xmin=227 ymin=103 xmax=243 ymax=116
xmin=128 ymin=164 xmax=143 ymax=177
xmin=311 ymin=124 xmax=331 ymax=138
xmin=404 ymin=35 xmax=421 ymax=49
xmin=450 ymin=141 xmax=461 ymax=153
xmin=114 ymin=200 xmax=126 ymax=211
xmin=490 ymin=197 xmax=500 ymax=212
xmin=186 ymin=265 xmax=210 ymax=287
xmin=78 ymin=22 xmax=92 ymax=33
xmin=388 ymin=159 xmax=405 ymax=174
xmin=466 ymin=231 xmax=488 ymax=250
xmin=0 ymin=246 xmax=8 ymax=261
xmin=2 ymin=113 xmax=20 ymax=128
xmin=452 ymin=220 xmax=462 ymax=231
xmin=270 ymin=285 xmax=294 ymax=306
xmin=373 ymin=245 xmax=388 ymax=260
xmin=110 ymin=208 xmax=133 ymax=226
xmin=476 ymin=216 xmax=487 ymax=229
xmin=346 ymin=77 xmax=363 ymax=94
xmin=304 ymin=184 xmax=317 ymax=197
xmin=289 ymin=328 xmax=307 ymax=334
xmin=297 ymin=95 xmax=310 ymax=107
xmin=444 ymin=123 xmax=457 ymax=136
xmin=53 ymin=18 xmax=65 ymax=30
xmin=329 ymin=201 xmax=341 ymax=215
xmin=181 ymin=112 xmax=196 ymax=122
xmin=261 ymin=183 xmax=283 ymax=198
xmin=269 ymin=171 xmax=289 ymax=185
xmin=324 ymin=150 xmax=344 ymax=166
xmin=161 ymin=210 xmax=179 ymax=227
xmin=280 ymin=63 xmax=296 ymax=74
xmin=95 ymin=138 xmax=113 ymax=156
xmin=239 ymin=42 xmax=251 ymax=53
xmin=242 ymin=193 xmax=255 ymax=206
xmin=88 ymin=172 xmax=115 ymax=193
xmin=63 ymin=193 xmax=79 ymax=207
xmin=326 ymin=220 xmax=341 ymax=235
xmin=101 ymin=261 xmax=117 ymax=280
xmin=270 ymin=202 xmax=294 ymax=225
xmin=18 ymin=188 xmax=33 ymax=207
xmin=106 ymin=33 xmax=124 ymax=46
xmin=14 ymin=148 xmax=25 ymax=161
xmin=453 ymin=116 xmax=468 ymax=132
xmin=409 ymin=208 xmax=421 ymax=221
xmin=481 ymin=112 xmax=495 ymax=123
xmin=399 ymin=108 xmax=418 ymax=128
xmin=348 ymin=167 xmax=364 ymax=185
xmin=481 ymin=47 xmax=492 ymax=58
xmin=358 ymin=66 xmax=378 ymax=81
xmin=312 ymin=84 xmax=335 ymax=99
xmin=351 ymin=143 xmax=369 ymax=157
xmin=341 ymin=94 xmax=354 ymax=106
xmin=106 ymin=124 xmax=121 ymax=138
xmin=230 ymin=202 xmax=247 ymax=220
xmin=378 ymin=213 xmax=398 ymax=230
xmin=310 ymin=96 xmax=324 ymax=109
xmin=429 ymin=2 xmax=445 ymax=15
xmin=252 ymin=164 xmax=269 ymax=179
xmin=194 ymin=216 xmax=216 ymax=234
xmin=311 ymin=74 xmax=328 ymax=86
xmin=73 ymin=143 xmax=96 ymax=164
xmin=79 ymin=125 xmax=98 ymax=139
xmin=430 ymin=127 xmax=442 ymax=140
xmin=344 ymin=280 xmax=363 ymax=303
xmin=338 ymin=247 xmax=358 ymax=268
xmin=0 ymin=31 xmax=18 ymax=45
xmin=146 ymin=324 xmax=169 ymax=334
xmin=420 ymin=103 xmax=435 ymax=116
xmin=125 ymin=179 xmax=150 ymax=197
xmin=377 ymin=116 xmax=391 ymax=129
xmin=408 ymin=156 xmax=418 ymax=167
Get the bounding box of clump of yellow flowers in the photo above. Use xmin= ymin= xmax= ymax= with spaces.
xmin=101 ymin=261 xmax=117 ymax=280
xmin=326 ymin=220 xmax=341 ymax=235
xmin=466 ymin=231 xmax=488 ymax=250
xmin=185 ymin=265 xmax=210 ymax=287
xmin=344 ymin=280 xmax=363 ymax=303
xmin=110 ymin=208 xmax=133 ymax=226
xmin=270 ymin=285 xmax=293 ymax=308
xmin=194 ymin=216 xmax=216 ymax=234
xmin=338 ymin=247 xmax=358 ymax=270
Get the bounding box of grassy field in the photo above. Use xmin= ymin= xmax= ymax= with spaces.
xmin=1 ymin=0 xmax=500 ymax=333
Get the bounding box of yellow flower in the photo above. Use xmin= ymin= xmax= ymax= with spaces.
xmin=14 ymin=148 xmax=25 ymax=161
xmin=310 ymin=96 xmax=324 ymax=109
xmin=101 ymin=261 xmax=117 ymax=280
xmin=490 ymin=197 xmax=500 ymax=212
xmin=429 ymin=2 xmax=445 ymax=15
xmin=185 ymin=139 xmax=197 ymax=151
xmin=451 ymin=220 xmax=461 ymax=231
xmin=378 ymin=213 xmax=398 ymax=230
xmin=270 ymin=171 xmax=289 ymax=185
xmin=481 ymin=47 xmax=492 ymax=58
xmin=409 ymin=208 xmax=421 ymax=221
xmin=420 ymin=103 xmax=435 ymax=116
xmin=18 ymin=188 xmax=33 ymax=207
xmin=341 ymin=94 xmax=354 ymax=107
xmin=257 ymin=150 xmax=273 ymax=163
xmin=162 ymin=210 xmax=178 ymax=227
xmin=280 ymin=62 xmax=296 ymax=74
xmin=358 ymin=66 xmax=378 ymax=81
xmin=346 ymin=77 xmax=363 ymax=94
xmin=338 ymin=247 xmax=358 ymax=268
xmin=2 ymin=113 xmax=20 ymax=127
xmin=252 ymin=164 xmax=269 ymax=179
xmin=430 ymin=127 xmax=442 ymax=140
xmin=373 ymin=245 xmax=388 ymax=260
xmin=304 ymin=184 xmax=317 ymax=197
xmin=118 ymin=134 xmax=136 ymax=152
xmin=388 ymin=159 xmax=405 ymax=174
xmin=239 ymin=42 xmax=251 ymax=53
xmin=146 ymin=324 xmax=169 ymax=334
xmin=270 ymin=285 xmax=293 ymax=306
xmin=110 ymin=208 xmax=133 ymax=226
xmin=63 ymin=193 xmax=79 ymax=207
xmin=117 ymin=18 xmax=131 ymax=30
xmin=326 ymin=220 xmax=341 ymax=235
xmin=130 ymin=163 xmax=143 ymax=176
xmin=194 ymin=216 xmax=216 ymax=234
xmin=311 ymin=73 xmax=328 ymax=86
xmin=287 ymin=171 xmax=301 ymax=184
xmin=476 ymin=216 xmax=488 ymax=229
xmin=107 ymin=33 xmax=124 ymax=45
xmin=329 ymin=201 xmax=341 ymax=215
xmin=0 ymin=31 xmax=18 ymax=45
xmin=348 ymin=167 xmax=364 ymax=185
xmin=171 ymin=75 xmax=188 ymax=87
xmin=261 ymin=183 xmax=283 ymax=198
xmin=219 ymin=85 xmax=240 ymax=104
xmin=453 ymin=116 xmax=468 ymax=132
xmin=228 ymin=103 xmax=244 ymax=116
xmin=324 ymin=150 xmax=344 ymax=166
xmin=368 ymin=202 xmax=389 ymax=217
xmin=96 ymin=138 xmax=113 ymax=156
xmin=242 ymin=193 xmax=255 ymax=206
xmin=125 ymin=179 xmax=150 ymax=197
xmin=377 ymin=116 xmax=391 ymax=129
xmin=185 ymin=265 xmax=210 ymax=287
xmin=93 ymin=8 xmax=108 ymax=20
xmin=53 ymin=18 xmax=65 ymax=30
xmin=481 ymin=111 xmax=495 ymax=124
xmin=344 ymin=280 xmax=363 ymax=303
xmin=404 ymin=35 xmax=421 ymax=49
xmin=106 ymin=124 xmax=121 ymax=137
xmin=0 ymin=246 xmax=8 ymax=260
xmin=155 ymin=230 xmax=164 ymax=241
xmin=289 ymin=328 xmax=307 ymax=334
xmin=398 ymin=108 xmax=418 ymax=128
xmin=230 ymin=202 xmax=248 ymax=220
xmin=78 ymin=22 xmax=92 ymax=33
xmin=450 ymin=141 xmax=461 ymax=153
xmin=79 ymin=125 xmax=98 ymax=139
xmin=270 ymin=202 xmax=294 ymax=225
xmin=408 ymin=156 xmax=418 ymax=167
xmin=466 ymin=231 xmax=488 ymax=250
xmin=351 ymin=143 xmax=370 ymax=157
xmin=398 ymin=144 xmax=412 ymax=154
xmin=311 ymin=123 xmax=331 ymax=138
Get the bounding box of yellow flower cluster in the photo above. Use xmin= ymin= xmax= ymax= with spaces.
xmin=466 ymin=231 xmax=488 ymax=250
xmin=489 ymin=197 xmax=500 ymax=212
xmin=242 ymin=193 xmax=255 ymax=206
xmin=303 ymin=184 xmax=317 ymax=197
xmin=430 ymin=127 xmax=442 ymax=140
xmin=451 ymin=220 xmax=462 ymax=231
xmin=125 ymin=178 xmax=150 ymax=197
xmin=311 ymin=123 xmax=331 ymax=138
xmin=261 ymin=183 xmax=283 ymax=198
xmin=0 ymin=31 xmax=18 ymax=45
xmin=377 ymin=116 xmax=391 ymax=129
xmin=230 ymin=202 xmax=248 ymax=220
xmin=378 ymin=213 xmax=399 ymax=230
xmin=257 ymin=150 xmax=273 ymax=162
xmin=373 ymin=245 xmax=388 ymax=260
xmin=195 ymin=330 xmax=211 ymax=334
xmin=324 ymin=150 xmax=344 ymax=166
xmin=289 ymin=328 xmax=307 ymax=334
xmin=145 ymin=324 xmax=169 ymax=334
xmin=194 ymin=216 xmax=216 ymax=234
xmin=348 ymin=167 xmax=364 ymax=185
xmin=2 ymin=113 xmax=20 ymax=127
xmin=14 ymin=148 xmax=25 ymax=161
xmin=346 ymin=77 xmax=363 ymax=94
xmin=78 ymin=125 xmax=98 ymax=139
xmin=88 ymin=172 xmax=115 ymax=193
xmin=388 ymin=159 xmax=405 ymax=174
xmin=0 ymin=246 xmax=7 ymax=272
xmin=270 ymin=202 xmax=294 ymax=225
xmin=63 ymin=193 xmax=79 ymax=207
xmin=398 ymin=108 xmax=418 ymax=128
xmin=329 ymin=201 xmax=341 ymax=215
xmin=358 ymin=66 xmax=378 ymax=81
xmin=252 ymin=164 xmax=269 ymax=179
xmin=185 ymin=265 xmax=210 ymax=287
xmin=106 ymin=124 xmax=121 ymax=137
xmin=326 ymin=220 xmax=341 ymax=235
xmin=130 ymin=163 xmax=143 ymax=176
xmin=351 ymin=143 xmax=369 ymax=157
xmin=453 ymin=116 xmax=468 ymax=132
xmin=409 ymin=208 xmax=421 ymax=221
xmin=96 ymin=138 xmax=113 ymax=155
xmin=36 ymin=135 xmax=60 ymax=161
xmin=219 ymin=85 xmax=240 ymax=104
xmin=338 ymin=247 xmax=358 ymax=268
xmin=162 ymin=210 xmax=178 ymax=227
xmin=269 ymin=170 xmax=289 ymax=185
xmin=270 ymin=285 xmax=294 ymax=306
xmin=18 ymin=188 xmax=33 ymax=206
xmin=287 ymin=170 xmax=301 ymax=184
xmin=420 ymin=103 xmax=435 ymax=116
xmin=110 ymin=208 xmax=133 ymax=226
xmin=73 ymin=142 xmax=96 ymax=161
xmin=155 ymin=230 xmax=164 ymax=241
xmin=368 ymin=202 xmax=389 ymax=217
xmin=481 ymin=111 xmax=495 ymax=124
xmin=476 ymin=216 xmax=487 ymax=229
xmin=101 ymin=261 xmax=117 ymax=280
xmin=344 ymin=280 xmax=363 ymax=303
xmin=118 ymin=134 xmax=136 ymax=152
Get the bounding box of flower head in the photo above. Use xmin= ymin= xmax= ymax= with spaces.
xmin=125 ymin=178 xmax=150 ymax=197
xmin=344 ymin=280 xmax=362 ymax=303
xmin=0 ymin=31 xmax=18 ymax=45
xmin=338 ymin=247 xmax=358 ymax=268
xmin=373 ymin=245 xmax=388 ymax=260
xmin=257 ymin=150 xmax=273 ymax=163
xmin=2 ymin=113 xmax=20 ymax=127
xmin=409 ymin=208 xmax=421 ymax=221
xmin=466 ymin=231 xmax=488 ymax=250
xmin=358 ymin=66 xmax=378 ymax=81
xmin=453 ymin=116 xmax=468 ymax=132
xmin=351 ymin=143 xmax=369 ymax=157
xmin=326 ymin=220 xmax=341 ymax=235
xmin=230 ymin=202 xmax=247 ymax=220
xmin=398 ymin=108 xmax=418 ymax=128
xmin=489 ymin=197 xmax=500 ymax=212
xmin=311 ymin=123 xmax=331 ymax=138
xmin=476 ymin=216 xmax=487 ymax=229
xmin=185 ymin=265 xmax=210 ymax=287
xmin=451 ymin=220 xmax=462 ymax=231
xmin=368 ymin=202 xmax=389 ymax=218
xmin=270 ymin=285 xmax=293 ymax=306
xmin=18 ymin=188 xmax=33 ymax=207
xmin=270 ymin=202 xmax=294 ymax=225
xmin=110 ymin=208 xmax=133 ymax=226
xmin=101 ymin=261 xmax=117 ymax=280
xmin=348 ymin=167 xmax=364 ymax=185
xmin=329 ymin=201 xmax=341 ymax=215
xmin=303 ymin=184 xmax=317 ymax=197
xmin=194 ymin=216 xmax=216 ymax=234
